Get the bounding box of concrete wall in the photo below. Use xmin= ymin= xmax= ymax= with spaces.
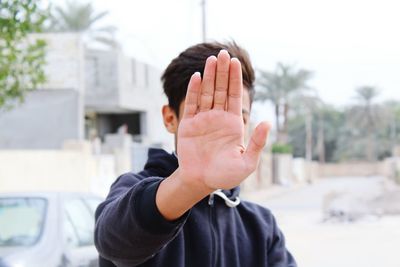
xmin=318 ymin=162 xmax=386 ymax=177
xmin=241 ymin=152 xmax=273 ymax=192
xmin=84 ymin=49 xmax=119 ymax=110
xmin=381 ymin=157 xmax=400 ymax=183
xmin=84 ymin=48 xmax=163 ymax=112
xmin=30 ymin=33 xmax=85 ymax=92
xmin=293 ymin=158 xmax=319 ymax=183
xmin=0 ymin=89 xmax=82 ymax=149
xmin=0 ymin=148 xmax=116 ymax=197
xmin=272 ymin=154 xmax=294 ymax=185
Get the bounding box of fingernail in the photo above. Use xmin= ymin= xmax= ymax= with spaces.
xmin=219 ymin=49 xmax=229 ymax=56
xmin=207 ymin=55 xmax=217 ymax=61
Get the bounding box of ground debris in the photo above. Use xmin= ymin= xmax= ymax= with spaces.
xmin=322 ymin=177 xmax=400 ymax=222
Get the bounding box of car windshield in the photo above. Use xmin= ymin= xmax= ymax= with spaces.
xmin=0 ymin=198 xmax=47 ymax=247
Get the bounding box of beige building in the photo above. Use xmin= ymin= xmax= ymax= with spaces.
xmin=0 ymin=33 xmax=173 ymax=196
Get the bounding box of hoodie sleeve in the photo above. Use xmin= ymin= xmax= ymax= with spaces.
xmin=267 ymin=214 xmax=297 ymax=267
xmin=94 ymin=173 xmax=189 ymax=267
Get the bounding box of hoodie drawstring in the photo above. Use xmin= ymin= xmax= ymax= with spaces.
xmin=208 ymin=189 xmax=241 ymax=208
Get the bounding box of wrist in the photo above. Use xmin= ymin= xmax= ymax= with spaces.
xmin=156 ymin=168 xmax=212 ymax=221
xmin=174 ymin=168 xmax=214 ymax=197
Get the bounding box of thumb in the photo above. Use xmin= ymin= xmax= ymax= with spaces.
xmin=243 ymin=121 xmax=271 ymax=171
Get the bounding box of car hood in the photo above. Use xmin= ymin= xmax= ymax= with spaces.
xmin=0 ymin=243 xmax=62 ymax=267
xmin=0 ymin=247 xmax=30 ymax=259
xmin=0 ymin=245 xmax=55 ymax=267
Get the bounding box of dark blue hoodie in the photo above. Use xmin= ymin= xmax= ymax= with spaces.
xmin=95 ymin=148 xmax=297 ymax=267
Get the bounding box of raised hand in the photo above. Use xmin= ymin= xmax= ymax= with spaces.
xmin=156 ymin=50 xmax=270 ymax=220
xmin=177 ymin=50 xmax=270 ymax=192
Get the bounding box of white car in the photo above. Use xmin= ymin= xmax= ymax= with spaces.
xmin=0 ymin=192 xmax=103 ymax=267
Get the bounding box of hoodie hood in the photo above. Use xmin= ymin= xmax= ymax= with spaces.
xmin=143 ymin=148 xmax=179 ymax=178
xmin=143 ymin=148 xmax=240 ymax=201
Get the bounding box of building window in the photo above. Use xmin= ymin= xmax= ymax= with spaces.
xmin=87 ymin=57 xmax=100 ymax=88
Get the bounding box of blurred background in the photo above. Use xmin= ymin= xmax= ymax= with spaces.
xmin=1 ymin=0 xmax=400 ymax=266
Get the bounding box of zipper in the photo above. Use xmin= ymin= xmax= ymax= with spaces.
xmin=208 ymin=194 xmax=218 ymax=267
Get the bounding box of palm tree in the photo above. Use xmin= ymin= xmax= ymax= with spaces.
xmin=256 ymin=63 xmax=313 ymax=143
xmin=350 ymin=86 xmax=381 ymax=161
xmin=356 ymin=86 xmax=379 ymax=105
xmin=384 ymin=101 xmax=400 ymax=149
xmin=48 ymin=0 xmax=117 ymax=47
xmin=290 ymin=93 xmax=324 ymax=162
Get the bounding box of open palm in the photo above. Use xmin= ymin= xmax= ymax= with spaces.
xmin=177 ymin=50 xmax=270 ymax=191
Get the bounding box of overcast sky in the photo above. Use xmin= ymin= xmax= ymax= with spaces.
xmin=50 ymin=0 xmax=400 ymax=121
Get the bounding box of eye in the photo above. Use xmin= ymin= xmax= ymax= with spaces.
xmin=243 ymin=117 xmax=247 ymax=125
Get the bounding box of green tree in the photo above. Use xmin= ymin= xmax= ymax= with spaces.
xmin=383 ymin=101 xmax=400 ymax=142
xmin=256 ymin=63 xmax=313 ymax=144
xmin=288 ymin=105 xmax=346 ymax=163
xmin=350 ymin=86 xmax=382 ymax=161
xmin=287 ymin=88 xmax=400 ymax=162
xmin=294 ymin=94 xmax=323 ymax=162
xmin=376 ymin=100 xmax=400 ymax=158
xmin=0 ymin=0 xmax=47 ymax=109
xmin=49 ymin=0 xmax=116 ymax=46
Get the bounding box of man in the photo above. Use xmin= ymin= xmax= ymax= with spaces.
xmin=95 ymin=42 xmax=297 ymax=267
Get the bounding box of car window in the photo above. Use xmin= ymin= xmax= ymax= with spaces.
xmin=0 ymin=198 xmax=47 ymax=247
xmin=64 ymin=212 xmax=80 ymax=248
xmin=64 ymin=198 xmax=95 ymax=247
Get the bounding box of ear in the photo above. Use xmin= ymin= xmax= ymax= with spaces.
xmin=162 ymin=105 xmax=179 ymax=134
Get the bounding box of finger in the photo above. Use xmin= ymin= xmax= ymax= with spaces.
xmin=213 ymin=50 xmax=230 ymax=110
xmin=243 ymin=122 xmax=271 ymax=172
xmin=228 ymin=58 xmax=243 ymax=116
xmin=199 ymin=56 xmax=217 ymax=112
xmin=183 ymin=72 xmax=201 ymax=118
